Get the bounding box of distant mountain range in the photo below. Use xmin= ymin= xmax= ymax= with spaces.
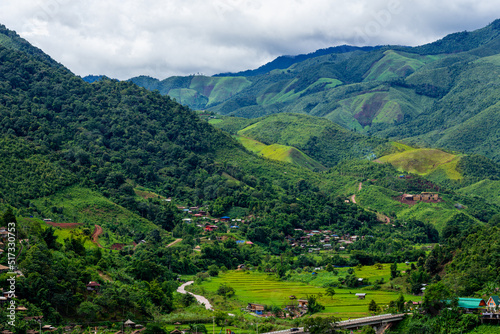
xmin=105 ymin=19 xmax=500 ymax=162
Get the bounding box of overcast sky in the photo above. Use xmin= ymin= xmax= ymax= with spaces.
xmin=0 ymin=0 xmax=498 ymax=80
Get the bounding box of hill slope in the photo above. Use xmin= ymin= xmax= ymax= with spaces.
xmin=214 ymin=113 xmax=387 ymax=167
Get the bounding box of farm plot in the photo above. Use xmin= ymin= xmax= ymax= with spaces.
xmin=198 ymin=268 xmax=415 ymax=319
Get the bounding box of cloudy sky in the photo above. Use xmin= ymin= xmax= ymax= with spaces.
xmin=0 ymin=0 xmax=498 ymax=80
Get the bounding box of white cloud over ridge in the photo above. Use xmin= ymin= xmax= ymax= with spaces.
xmin=0 ymin=0 xmax=498 ymax=80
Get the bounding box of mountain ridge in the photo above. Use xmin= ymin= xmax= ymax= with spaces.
xmin=119 ymin=19 xmax=500 ymax=163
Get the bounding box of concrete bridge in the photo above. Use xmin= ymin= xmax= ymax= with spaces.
xmin=261 ymin=313 xmax=406 ymax=334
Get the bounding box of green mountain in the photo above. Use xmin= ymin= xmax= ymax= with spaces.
xmin=128 ymin=19 xmax=500 ymax=163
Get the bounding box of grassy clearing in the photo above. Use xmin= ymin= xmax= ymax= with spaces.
xmin=208 ymin=118 xmax=224 ymax=125
xmin=52 ymin=228 xmax=96 ymax=249
xmin=458 ymin=179 xmax=500 ymax=206
xmin=235 ymin=135 xmax=326 ymax=171
xmin=196 ymin=268 xmax=414 ymax=320
xmin=363 ymin=50 xmax=438 ymax=82
xmin=356 ymin=186 xmax=460 ymax=231
xmin=378 ymin=148 xmax=462 ymax=180
xmin=189 ymin=76 xmax=252 ymax=106
xmin=134 ymin=186 xmax=165 ymax=200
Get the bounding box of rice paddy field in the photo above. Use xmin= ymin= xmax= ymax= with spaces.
xmin=196 ymin=266 xmax=416 ymax=320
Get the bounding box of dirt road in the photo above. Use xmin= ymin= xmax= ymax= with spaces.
xmin=350 ymin=182 xmax=363 ymax=204
xmin=91 ymin=225 xmax=103 ymax=248
xmin=167 ymin=238 xmax=182 ymax=248
xmin=177 ymin=281 xmax=213 ymax=310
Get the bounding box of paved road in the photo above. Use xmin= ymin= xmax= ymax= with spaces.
xmin=177 ymin=281 xmax=213 ymax=310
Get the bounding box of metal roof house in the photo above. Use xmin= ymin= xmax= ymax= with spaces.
xmin=458 ymin=298 xmax=486 ymax=312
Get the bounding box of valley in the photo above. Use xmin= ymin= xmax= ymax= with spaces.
xmin=0 ymin=19 xmax=500 ymax=334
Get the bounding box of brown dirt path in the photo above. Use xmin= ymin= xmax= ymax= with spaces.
xmin=91 ymin=224 xmax=103 ymax=248
xmin=167 ymin=238 xmax=182 ymax=248
xmin=350 ymin=182 xmax=363 ymax=204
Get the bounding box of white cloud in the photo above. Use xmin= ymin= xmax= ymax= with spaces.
xmin=0 ymin=0 xmax=498 ymax=79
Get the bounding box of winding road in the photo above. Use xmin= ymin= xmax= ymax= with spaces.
xmin=177 ymin=281 xmax=213 ymax=310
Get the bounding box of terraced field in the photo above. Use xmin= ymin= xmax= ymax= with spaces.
xmin=198 ymin=269 xmax=415 ymax=319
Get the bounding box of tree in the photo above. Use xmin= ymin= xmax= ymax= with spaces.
xmin=216 ymin=284 xmax=235 ymax=298
xmin=189 ymin=324 xmax=207 ymax=334
xmin=213 ymin=310 xmax=226 ymax=326
xmin=208 ymin=265 xmax=219 ymax=277
xmin=303 ymin=316 xmax=339 ymax=334
xmin=422 ymin=281 xmax=454 ymax=316
xmin=368 ymin=299 xmax=378 ymax=314
xmin=144 ymin=323 xmax=166 ymax=334
xmin=41 ymin=226 xmax=57 ymax=249
xmin=306 ymin=295 xmax=325 ymax=314
xmin=77 ymin=301 xmax=100 ymax=321
xmin=360 ymin=326 xmax=376 ymax=334
xmin=390 ymin=262 xmax=399 ymax=279
xmin=2 ymin=208 xmax=16 ymax=224
xmin=325 ymin=287 xmax=336 ymax=299
xmin=395 ymin=294 xmax=405 ymax=312
xmin=180 ymin=292 xmax=196 ymax=307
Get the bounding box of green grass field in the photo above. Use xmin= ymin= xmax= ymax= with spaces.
xmin=52 ymin=228 xmax=96 ymax=249
xmin=458 ymin=179 xmax=500 ymax=206
xmin=356 ymin=185 xmax=461 ymax=231
xmin=378 ymin=148 xmax=463 ymax=180
xmin=196 ymin=268 xmax=415 ymax=320
xmin=235 ymin=135 xmax=326 ymax=171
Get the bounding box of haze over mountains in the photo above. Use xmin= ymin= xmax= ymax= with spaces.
xmin=110 ymin=19 xmax=500 ymax=163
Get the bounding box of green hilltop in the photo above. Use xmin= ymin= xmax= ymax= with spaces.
xmin=213 ymin=113 xmax=387 ymax=168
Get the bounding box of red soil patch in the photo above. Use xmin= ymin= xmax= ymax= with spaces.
xmin=354 ymin=93 xmax=386 ymax=127
xmin=395 ymin=197 xmax=443 ymax=206
xmin=45 ymin=222 xmax=83 ymax=229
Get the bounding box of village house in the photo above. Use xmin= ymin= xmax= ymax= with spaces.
xmin=298 ymin=299 xmax=308 ymax=308
xmin=403 ymin=192 xmax=439 ymax=202
xmin=487 ymin=296 xmax=500 ymax=312
xmin=356 ymin=293 xmax=367 ymax=300
xmin=247 ymin=303 xmax=265 ymax=315
xmin=204 ymin=225 xmax=218 ymax=232
xmin=457 ymin=298 xmax=486 ymax=313
xmin=124 ymin=319 xmax=136 ymax=328
xmin=86 ymin=281 xmax=101 ymax=292
xmin=0 ymin=231 xmax=8 ymax=240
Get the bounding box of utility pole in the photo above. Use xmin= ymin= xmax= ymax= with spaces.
xmin=213 ymin=316 xmax=215 ymax=334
